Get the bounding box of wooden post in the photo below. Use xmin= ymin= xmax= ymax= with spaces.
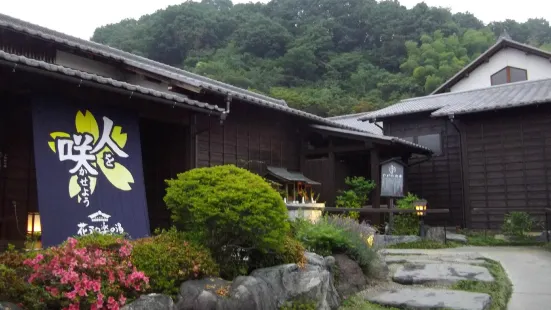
xmin=328 ymin=139 xmax=336 ymax=207
xmin=370 ymin=149 xmax=381 ymax=225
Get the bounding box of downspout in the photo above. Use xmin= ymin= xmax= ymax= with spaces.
xmin=449 ymin=114 xmax=467 ymax=228
xmin=369 ymin=118 xmax=384 ymax=131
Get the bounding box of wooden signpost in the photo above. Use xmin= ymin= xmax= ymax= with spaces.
xmin=380 ymin=158 xmax=405 ymax=234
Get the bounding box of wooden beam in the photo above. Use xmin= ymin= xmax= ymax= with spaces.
xmin=370 ymin=149 xmax=381 ymax=209
xmin=327 ymin=139 xmax=336 ymax=207
xmin=305 ymin=144 xmax=373 ymax=156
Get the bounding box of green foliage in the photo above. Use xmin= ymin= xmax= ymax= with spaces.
xmin=0 ymin=264 xmax=51 ymax=310
xmin=91 ymin=0 xmax=551 ymax=117
xmin=294 ymin=217 xmax=377 ymax=275
xmin=336 ymin=177 xmax=376 ymax=219
xmin=502 ymin=212 xmax=534 ymax=237
xmin=452 ymin=259 xmax=512 ymax=310
xmin=340 ymin=295 xmax=399 ymax=310
xmin=279 ymin=299 xmax=317 ymax=310
xmin=73 ymin=232 xmax=126 ymax=250
xmin=393 ymin=193 xmax=421 ymax=235
xmin=131 ymin=228 xmax=219 ymax=296
xmin=248 ymin=235 xmax=306 ymax=272
xmin=387 ymin=240 xmax=460 ymax=249
xmin=164 ymin=165 xmax=290 ymax=279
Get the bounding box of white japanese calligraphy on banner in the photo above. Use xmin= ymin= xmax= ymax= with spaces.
xmin=77 ymin=211 xmax=125 ymax=236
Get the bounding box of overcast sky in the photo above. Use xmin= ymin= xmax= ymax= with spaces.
xmin=2 ymin=0 xmax=550 ymax=40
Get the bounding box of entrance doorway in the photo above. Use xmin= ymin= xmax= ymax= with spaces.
xmin=140 ymin=118 xmax=190 ymax=233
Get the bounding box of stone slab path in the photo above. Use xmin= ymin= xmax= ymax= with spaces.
xmin=367 ymin=287 xmax=491 ymax=310
xmin=386 ymin=255 xmax=487 ymax=265
xmin=392 ymin=262 xmax=494 ymax=285
xmin=382 ymin=246 xmax=551 ymax=310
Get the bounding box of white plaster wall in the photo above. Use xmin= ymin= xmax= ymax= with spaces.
xmin=450 ymin=47 xmax=551 ymax=92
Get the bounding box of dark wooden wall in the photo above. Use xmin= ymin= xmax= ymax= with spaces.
xmin=140 ymin=119 xmax=189 ymax=232
xmin=0 ymin=95 xmax=37 ymax=247
xmin=384 ymin=114 xmax=464 ymax=227
xmin=461 ymin=105 xmax=551 ymax=229
xmin=195 ymin=101 xmax=301 ymax=172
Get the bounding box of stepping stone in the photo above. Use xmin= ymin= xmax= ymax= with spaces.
xmin=374 ymin=235 xmax=421 ymax=246
xmin=386 ymin=255 xmax=486 ymax=265
xmin=367 ymin=288 xmax=491 ymax=310
xmin=447 ymin=232 xmax=468 ymax=243
xmin=393 ymin=263 xmax=494 ymax=285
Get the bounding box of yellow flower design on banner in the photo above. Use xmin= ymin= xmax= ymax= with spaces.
xmin=48 ymin=110 xmax=134 ymax=207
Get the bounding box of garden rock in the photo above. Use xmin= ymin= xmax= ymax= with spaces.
xmin=122 ymin=294 xmax=175 ymax=310
xmin=367 ymin=288 xmax=492 ymax=310
xmin=374 ymin=235 xmax=421 ymax=246
xmin=447 ymin=232 xmax=468 ymax=243
xmin=334 ymin=254 xmax=367 ymax=297
xmin=0 ymin=302 xmax=23 ymax=310
xmin=368 ymin=252 xmax=390 ymax=280
xmin=425 ymin=226 xmax=446 ymax=243
xmin=176 ymin=252 xmax=340 ymax=310
xmin=537 ymin=231 xmax=551 ymax=242
xmin=392 ymin=263 xmax=494 ymax=285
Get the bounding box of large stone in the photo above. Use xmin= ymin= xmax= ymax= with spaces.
xmin=122 ymin=294 xmax=174 ymax=310
xmin=0 ymin=302 xmax=23 ymax=310
xmin=251 ymin=258 xmax=340 ymax=309
xmin=425 ymin=226 xmax=446 ymax=243
xmin=385 ymin=255 xmax=486 ymax=265
xmin=447 ymin=232 xmax=468 ymax=243
xmin=368 ymin=252 xmax=390 ymax=280
xmin=374 ymin=235 xmax=421 ymax=246
xmin=334 ymin=254 xmax=367 ymax=297
xmin=367 ymin=288 xmax=491 ymax=310
xmin=392 ymin=263 xmax=494 ymax=285
xmin=175 ymin=252 xmax=340 ymax=310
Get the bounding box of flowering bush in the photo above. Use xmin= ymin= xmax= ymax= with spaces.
xmin=131 ymin=228 xmax=219 ymax=296
xmin=24 ymin=237 xmax=149 ymax=310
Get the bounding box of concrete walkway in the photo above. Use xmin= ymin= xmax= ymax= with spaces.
xmin=382 ymin=246 xmax=551 ymax=310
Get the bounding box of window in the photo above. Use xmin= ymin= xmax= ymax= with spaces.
xmin=403 ymin=134 xmax=443 ymax=156
xmin=417 ymin=134 xmax=442 ymax=156
xmin=491 ymin=66 xmax=527 ymax=86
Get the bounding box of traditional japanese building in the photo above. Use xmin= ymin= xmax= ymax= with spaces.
xmin=360 ymin=36 xmax=551 ymax=229
xmin=0 ymin=13 xmax=431 ymax=248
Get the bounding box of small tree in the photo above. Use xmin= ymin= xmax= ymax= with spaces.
xmin=335 ymin=176 xmax=377 ymax=219
xmin=502 ymin=212 xmax=534 ymax=238
xmin=164 ymin=165 xmax=290 ymax=278
xmin=393 ymin=193 xmax=421 ymax=235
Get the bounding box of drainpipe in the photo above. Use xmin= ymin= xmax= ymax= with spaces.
xmin=449 ymin=114 xmax=467 ymax=228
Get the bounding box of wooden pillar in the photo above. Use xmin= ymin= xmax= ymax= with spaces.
xmin=370 ymin=148 xmax=381 ymax=225
xmin=402 ymin=154 xmax=409 ymax=195
xmin=328 ymin=139 xmax=336 ymax=207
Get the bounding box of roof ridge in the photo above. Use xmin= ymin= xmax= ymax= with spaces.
xmin=0 ymin=13 xmax=287 ymax=106
xmin=404 ymin=76 xmax=551 ymax=102
xmin=326 ymin=112 xmax=371 ymax=120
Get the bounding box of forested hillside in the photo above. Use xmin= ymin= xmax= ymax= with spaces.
xmin=92 ymin=0 xmax=551 ymax=116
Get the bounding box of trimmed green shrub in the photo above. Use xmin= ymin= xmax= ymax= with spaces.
xmin=393 ymin=193 xmax=421 ymax=235
xmin=164 ymin=165 xmax=290 ymax=278
xmin=0 ymin=264 xmax=52 ymax=310
xmin=248 ymin=235 xmax=306 ymax=271
xmin=295 ymin=217 xmax=377 ymax=275
xmin=131 ymin=228 xmax=219 ymax=296
xmin=502 ymin=212 xmax=534 ymax=238
xmin=72 ymin=232 xmax=125 ymax=250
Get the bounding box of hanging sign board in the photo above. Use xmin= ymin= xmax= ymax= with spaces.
xmin=31 ymin=97 xmax=150 ymax=247
xmin=380 ymin=159 xmax=405 ymax=198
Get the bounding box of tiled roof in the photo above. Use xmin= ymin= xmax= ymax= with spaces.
xmin=310 ymin=125 xmax=432 ymax=153
xmin=431 ymin=78 xmax=551 ymax=117
xmin=432 ymin=37 xmax=551 ymax=94
xmin=360 ymin=78 xmax=551 ymax=120
xmin=0 ymin=50 xmax=225 ymax=113
xmin=0 ymin=13 xmax=288 ymax=108
xmin=326 ymin=113 xmax=383 ymax=135
xmin=0 ymin=13 xmax=432 ymax=154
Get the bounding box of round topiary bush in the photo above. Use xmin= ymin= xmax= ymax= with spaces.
xmin=164 ymin=165 xmax=290 ymax=278
xmin=131 ymin=228 xmax=219 ymax=296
